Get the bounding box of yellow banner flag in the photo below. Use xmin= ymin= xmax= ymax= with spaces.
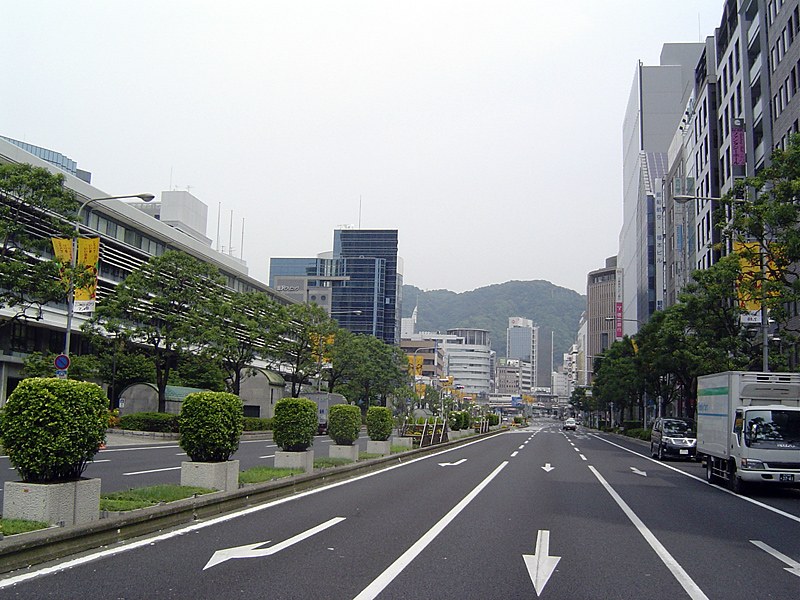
xmin=51 ymin=238 xmax=73 ymax=263
xmin=75 ymin=238 xmax=100 ymax=310
xmin=407 ymin=354 xmax=423 ymax=376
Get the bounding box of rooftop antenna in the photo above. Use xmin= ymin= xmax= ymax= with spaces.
xmin=240 ymin=218 xmax=245 ymax=260
xmin=229 ymin=209 xmax=234 ymax=256
xmin=215 ymin=202 xmax=221 ymax=252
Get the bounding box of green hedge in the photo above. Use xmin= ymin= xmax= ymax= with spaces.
xmin=0 ymin=378 xmax=108 ymax=483
xmin=179 ymin=391 xmax=243 ymax=462
xmin=448 ymin=411 xmax=464 ymax=431
xmin=273 ymin=397 xmax=317 ymax=452
xmin=243 ymin=417 xmax=272 ymax=431
xmin=487 ymin=413 xmax=500 ymax=426
xmin=327 ymin=404 xmax=361 ymax=446
xmin=119 ymin=412 xmax=179 ymax=432
xmin=366 ymin=406 xmax=393 ymax=441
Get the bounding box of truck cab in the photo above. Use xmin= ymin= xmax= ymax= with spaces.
xmin=698 ymin=372 xmax=800 ymax=493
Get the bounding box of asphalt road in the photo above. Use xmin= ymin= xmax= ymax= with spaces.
xmin=1 ymin=421 xmax=799 ymax=599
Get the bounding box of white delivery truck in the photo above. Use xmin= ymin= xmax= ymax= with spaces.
xmin=697 ymin=371 xmax=800 ymax=493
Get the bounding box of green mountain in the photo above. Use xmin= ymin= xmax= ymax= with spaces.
xmin=402 ymin=280 xmax=585 ymax=362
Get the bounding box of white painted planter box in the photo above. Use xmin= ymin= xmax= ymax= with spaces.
xmin=391 ymin=436 xmax=413 ymax=448
xmin=3 ymin=478 xmax=101 ymax=527
xmin=366 ymin=440 xmax=391 ymax=455
xmin=329 ymin=444 xmax=359 ymax=462
xmin=180 ymin=460 xmax=239 ymax=492
xmin=274 ymin=450 xmax=314 ymax=473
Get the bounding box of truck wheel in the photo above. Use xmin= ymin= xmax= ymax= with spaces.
xmin=728 ymin=463 xmax=748 ymax=494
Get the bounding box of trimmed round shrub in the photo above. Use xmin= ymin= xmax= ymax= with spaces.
xmin=366 ymin=406 xmax=393 ymax=441
xmin=461 ymin=411 xmax=472 ymax=429
xmin=487 ymin=413 xmax=500 ymax=426
xmin=327 ymin=404 xmax=361 ymax=446
xmin=448 ymin=411 xmax=462 ymax=431
xmin=0 ymin=378 xmax=108 ymax=483
xmin=273 ymin=397 xmax=317 ymax=452
xmin=179 ymin=391 xmax=244 ymax=462
xmin=119 ymin=411 xmax=180 ymax=432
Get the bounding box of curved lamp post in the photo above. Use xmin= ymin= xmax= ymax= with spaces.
xmin=63 ymin=193 xmax=155 ymax=363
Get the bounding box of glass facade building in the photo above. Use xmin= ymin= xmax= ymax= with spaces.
xmin=270 ymin=229 xmax=402 ymax=345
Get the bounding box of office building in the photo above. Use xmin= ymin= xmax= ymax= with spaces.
xmin=619 ymin=43 xmax=705 ymax=334
xmin=586 ymin=257 xmax=618 ymax=380
xmin=270 ymin=228 xmax=402 ymax=345
xmin=0 ymin=136 xmax=293 ymax=404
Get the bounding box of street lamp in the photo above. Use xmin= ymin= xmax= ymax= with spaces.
xmin=672 ymin=193 xmax=770 ymax=371
xmin=63 ymin=193 xmax=155 ymax=362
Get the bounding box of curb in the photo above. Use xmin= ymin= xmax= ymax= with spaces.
xmin=0 ymin=429 xmax=502 ymax=574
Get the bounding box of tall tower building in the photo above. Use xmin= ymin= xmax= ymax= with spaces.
xmin=587 ymin=257 xmax=618 ymax=380
xmin=270 ymin=228 xmax=402 ymax=345
xmin=619 ymin=43 xmax=705 ymax=334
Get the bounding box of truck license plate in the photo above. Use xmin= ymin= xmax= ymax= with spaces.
xmin=780 ymin=474 xmax=795 ymax=482
xmin=679 ymin=449 xmax=688 ymax=455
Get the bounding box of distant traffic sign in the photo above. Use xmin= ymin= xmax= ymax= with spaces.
xmin=54 ymin=354 xmax=70 ymax=370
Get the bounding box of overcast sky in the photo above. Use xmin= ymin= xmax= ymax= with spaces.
xmin=2 ymin=1 xmax=725 ymax=295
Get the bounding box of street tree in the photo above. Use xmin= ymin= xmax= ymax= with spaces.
xmin=720 ymin=133 xmax=800 ymax=338
xmin=333 ymin=334 xmax=409 ymax=413
xmin=207 ymin=291 xmax=285 ymax=395
xmin=269 ymin=302 xmax=337 ymax=397
xmin=86 ymin=250 xmax=225 ymax=411
xmin=0 ymin=163 xmax=82 ymax=330
xmin=592 ymin=336 xmax=642 ymax=424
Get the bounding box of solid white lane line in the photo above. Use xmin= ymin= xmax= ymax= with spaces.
xmin=352 ymin=462 xmax=509 ymax=600
xmin=588 ymin=466 xmax=709 ymax=600
xmin=123 ymin=467 xmax=181 ymax=476
xmin=591 ymin=434 xmax=800 ymax=524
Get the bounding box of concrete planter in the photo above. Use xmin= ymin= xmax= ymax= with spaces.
xmin=366 ymin=440 xmax=391 ymax=455
xmin=329 ymin=444 xmax=359 ymax=462
xmin=180 ymin=460 xmax=239 ymax=492
xmin=391 ymin=436 xmax=413 ymax=449
xmin=274 ymin=450 xmax=314 ymax=473
xmin=3 ymin=478 xmax=101 ymax=527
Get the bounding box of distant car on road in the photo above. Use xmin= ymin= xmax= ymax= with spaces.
xmin=650 ymin=417 xmax=697 ymax=461
xmin=562 ymin=418 xmax=577 ymax=431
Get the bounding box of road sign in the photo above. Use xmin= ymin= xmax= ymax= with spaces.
xmin=54 ymin=354 xmax=70 ymax=370
xmin=55 ymin=369 xmax=67 ymax=379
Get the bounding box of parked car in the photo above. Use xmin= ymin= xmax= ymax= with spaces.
xmin=563 ymin=418 xmax=577 ymax=431
xmin=650 ymin=417 xmax=697 ymax=460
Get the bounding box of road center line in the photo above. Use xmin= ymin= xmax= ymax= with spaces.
xmin=588 ymin=465 xmax=709 ymax=600
xmin=352 ymin=462 xmax=508 ymax=600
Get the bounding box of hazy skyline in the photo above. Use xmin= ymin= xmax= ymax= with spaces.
xmin=2 ymin=1 xmax=725 ymax=294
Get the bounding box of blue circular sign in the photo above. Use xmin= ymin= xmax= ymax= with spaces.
xmin=54 ymin=354 xmax=70 ymax=370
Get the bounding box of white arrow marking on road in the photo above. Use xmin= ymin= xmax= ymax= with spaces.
xmin=631 ymin=467 xmax=647 ymax=477
xmin=541 ymin=463 xmax=555 ymax=472
xmin=203 ymin=516 xmax=345 ymax=570
xmin=438 ymin=458 xmax=467 ymax=467
xmin=523 ymin=530 xmax=561 ymax=596
xmin=751 ymin=540 xmax=800 ymax=577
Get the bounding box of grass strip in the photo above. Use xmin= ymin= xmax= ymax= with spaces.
xmin=100 ymin=484 xmax=215 ymax=511
xmin=238 ymin=465 xmax=302 ymax=484
xmin=0 ymin=518 xmax=49 ymax=536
